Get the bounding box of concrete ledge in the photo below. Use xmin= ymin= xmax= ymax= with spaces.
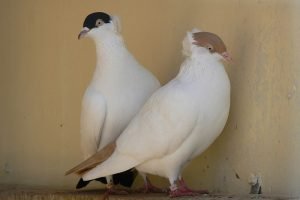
xmin=0 ymin=186 xmax=296 ymax=200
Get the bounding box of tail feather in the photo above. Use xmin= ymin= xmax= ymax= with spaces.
xmin=76 ymin=178 xmax=91 ymax=189
xmin=75 ymin=169 xmax=138 ymax=189
xmin=65 ymin=142 xmax=116 ymax=176
xmin=114 ymin=168 xmax=138 ymax=187
xmin=82 ymin=151 xmax=140 ymax=181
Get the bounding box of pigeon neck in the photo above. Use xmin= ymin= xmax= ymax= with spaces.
xmin=177 ymin=54 xmax=223 ymax=81
xmin=93 ymin=34 xmax=125 ymax=65
xmin=91 ymin=35 xmax=129 ymax=80
xmin=95 ymin=35 xmax=128 ymax=65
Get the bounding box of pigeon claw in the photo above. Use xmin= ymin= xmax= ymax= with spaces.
xmin=169 ymin=187 xmax=208 ymax=198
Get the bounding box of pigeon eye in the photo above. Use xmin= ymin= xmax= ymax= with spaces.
xmin=206 ymin=44 xmax=214 ymax=52
xmin=95 ymin=19 xmax=104 ymax=27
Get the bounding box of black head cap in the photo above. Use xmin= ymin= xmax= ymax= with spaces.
xmin=83 ymin=12 xmax=112 ymax=29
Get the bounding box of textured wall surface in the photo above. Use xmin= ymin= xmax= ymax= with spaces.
xmin=0 ymin=0 xmax=300 ymax=196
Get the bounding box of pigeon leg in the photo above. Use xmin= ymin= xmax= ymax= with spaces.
xmin=168 ymin=178 xmax=192 ymax=197
xmin=104 ymin=176 xmax=129 ymax=195
xmin=177 ymin=177 xmax=209 ymax=195
xmin=169 ymin=188 xmax=199 ymax=197
xmin=169 ymin=177 xmax=208 ymax=197
xmin=136 ymin=173 xmax=167 ymax=193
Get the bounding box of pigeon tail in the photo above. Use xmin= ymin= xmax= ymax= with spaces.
xmin=82 ymin=151 xmax=140 ymax=181
xmin=76 ymin=168 xmax=138 ymax=189
xmin=65 ymin=142 xmax=116 ymax=176
xmin=76 ymin=178 xmax=90 ymax=189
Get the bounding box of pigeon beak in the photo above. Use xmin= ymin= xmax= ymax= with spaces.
xmin=221 ymin=52 xmax=233 ymax=62
xmin=78 ymin=27 xmax=90 ymax=40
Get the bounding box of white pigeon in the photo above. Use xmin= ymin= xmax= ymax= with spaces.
xmin=68 ymin=29 xmax=231 ymax=197
xmin=71 ymin=12 xmax=160 ymax=191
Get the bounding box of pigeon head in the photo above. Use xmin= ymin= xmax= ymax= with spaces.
xmin=78 ymin=12 xmax=121 ymax=40
xmin=192 ymin=32 xmax=232 ymax=62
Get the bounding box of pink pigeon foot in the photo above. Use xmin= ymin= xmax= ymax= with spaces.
xmin=177 ymin=178 xmax=209 ymax=195
xmin=107 ymin=187 xmax=129 ymax=195
xmin=169 ymin=187 xmax=202 ymax=197
xmin=102 ymin=186 xmax=130 ymax=200
xmin=136 ymin=177 xmax=167 ymax=193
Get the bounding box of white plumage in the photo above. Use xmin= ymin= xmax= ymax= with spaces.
xmin=81 ymin=28 xmax=231 ymax=197
xmin=81 ymin=29 xmax=231 ymax=196
xmin=78 ymin=12 xmax=160 ymax=187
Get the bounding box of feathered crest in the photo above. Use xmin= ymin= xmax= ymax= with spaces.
xmin=182 ymin=28 xmax=202 ymax=57
xmin=111 ymin=15 xmax=121 ymax=33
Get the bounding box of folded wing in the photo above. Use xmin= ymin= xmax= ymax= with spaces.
xmin=82 ymin=82 xmax=199 ymax=180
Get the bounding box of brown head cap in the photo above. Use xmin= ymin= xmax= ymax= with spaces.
xmin=192 ymin=32 xmax=227 ymax=54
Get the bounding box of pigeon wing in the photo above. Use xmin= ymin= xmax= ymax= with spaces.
xmin=82 ymin=82 xmax=199 ymax=180
xmin=79 ymin=91 xmax=107 ymax=158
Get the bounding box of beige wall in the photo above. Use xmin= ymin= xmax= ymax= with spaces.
xmin=1 ymin=0 xmax=300 ymax=196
